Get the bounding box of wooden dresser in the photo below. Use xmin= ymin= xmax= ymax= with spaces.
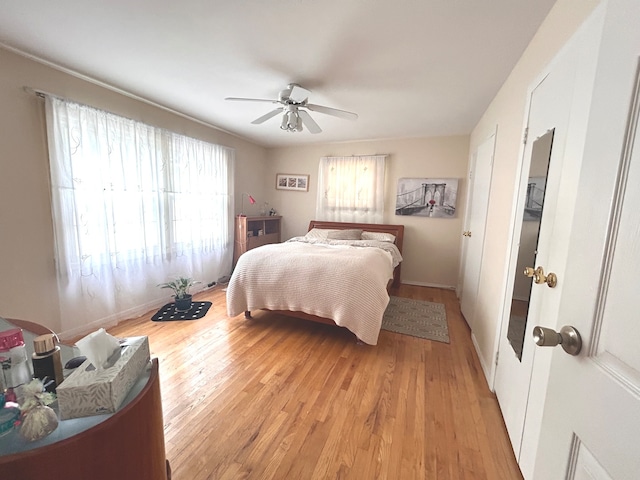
xmin=233 ymin=215 xmax=282 ymax=265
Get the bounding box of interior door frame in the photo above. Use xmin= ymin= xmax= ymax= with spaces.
xmin=493 ymin=7 xmax=606 ymax=478
xmin=487 ymin=73 xmax=544 ymax=392
xmin=492 ymin=3 xmax=603 ymax=392
xmin=491 ymin=72 xmax=552 ymax=453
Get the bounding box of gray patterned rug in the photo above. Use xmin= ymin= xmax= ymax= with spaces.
xmin=381 ymin=296 xmax=449 ymax=343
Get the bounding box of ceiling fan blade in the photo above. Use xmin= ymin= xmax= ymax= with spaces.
xmin=305 ymin=103 xmax=358 ymax=121
xmin=251 ymin=108 xmax=284 ymax=124
xmin=289 ymin=85 xmax=311 ymax=103
xmin=298 ymin=110 xmax=322 ymax=134
xmin=225 ymin=97 xmax=279 ymax=104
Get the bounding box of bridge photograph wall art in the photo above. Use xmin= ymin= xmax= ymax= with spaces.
xmin=523 ymin=176 xmax=546 ymax=221
xmin=395 ymin=177 xmax=458 ymax=218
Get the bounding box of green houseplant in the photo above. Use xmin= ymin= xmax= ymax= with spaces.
xmin=157 ymin=277 xmax=201 ymax=312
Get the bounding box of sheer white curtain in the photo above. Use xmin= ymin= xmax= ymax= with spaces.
xmin=45 ymin=96 xmax=234 ymax=334
xmin=316 ymin=155 xmax=386 ymax=223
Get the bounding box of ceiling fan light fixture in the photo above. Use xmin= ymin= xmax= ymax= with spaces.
xmin=287 ymin=110 xmax=297 ymax=127
xmin=280 ymin=109 xmax=302 ymax=133
xmin=227 ymin=83 xmax=357 ymax=135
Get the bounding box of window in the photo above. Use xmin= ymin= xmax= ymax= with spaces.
xmin=45 ymin=96 xmax=234 ymax=331
xmin=316 ymin=155 xmax=386 ymax=223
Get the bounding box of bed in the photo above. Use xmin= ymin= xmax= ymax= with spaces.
xmin=226 ymin=220 xmax=404 ymax=345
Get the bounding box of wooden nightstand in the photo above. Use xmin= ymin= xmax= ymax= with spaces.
xmin=233 ymin=215 xmax=282 ymax=266
xmin=0 ymin=317 xmax=170 ymax=479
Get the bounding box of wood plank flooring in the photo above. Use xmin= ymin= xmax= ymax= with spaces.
xmin=107 ymin=284 xmax=522 ymax=480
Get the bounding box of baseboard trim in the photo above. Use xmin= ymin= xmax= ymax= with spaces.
xmin=472 ymin=332 xmax=493 ymax=389
xmin=58 ymin=297 xmax=167 ymax=341
xmin=401 ymin=280 xmax=456 ymax=290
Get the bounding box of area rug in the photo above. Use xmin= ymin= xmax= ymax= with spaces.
xmin=151 ymin=301 xmax=212 ymax=321
xmin=381 ymin=296 xmax=449 ymax=343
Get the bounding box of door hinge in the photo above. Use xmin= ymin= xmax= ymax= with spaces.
xmin=523 ymin=127 xmax=529 ymax=145
xmin=495 ymin=350 xmax=500 ymax=366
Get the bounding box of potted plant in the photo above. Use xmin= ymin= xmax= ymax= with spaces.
xmin=157 ymin=277 xmax=201 ymax=312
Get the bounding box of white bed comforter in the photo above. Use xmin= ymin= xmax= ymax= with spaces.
xmin=226 ymin=238 xmax=402 ymax=345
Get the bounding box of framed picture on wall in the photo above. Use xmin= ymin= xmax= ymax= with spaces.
xmin=276 ymin=173 xmax=309 ymax=191
xmin=395 ymin=177 xmax=458 ymax=218
xmin=523 ymin=176 xmax=546 ymax=221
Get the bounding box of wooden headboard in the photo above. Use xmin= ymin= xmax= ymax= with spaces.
xmin=307 ymin=220 xmax=405 ymax=288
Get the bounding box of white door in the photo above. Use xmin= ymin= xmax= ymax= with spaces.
xmin=532 ymin=0 xmax=640 ymax=477
xmin=493 ymin=7 xmax=604 ymax=471
xmin=459 ymin=132 xmax=495 ymax=328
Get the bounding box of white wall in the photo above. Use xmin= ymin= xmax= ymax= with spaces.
xmin=264 ymin=136 xmax=469 ymax=288
xmin=0 ymin=47 xmax=267 ymax=333
xmin=466 ymin=0 xmax=601 ymax=382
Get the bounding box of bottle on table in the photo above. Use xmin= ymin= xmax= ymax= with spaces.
xmin=32 ymin=333 xmax=64 ymax=393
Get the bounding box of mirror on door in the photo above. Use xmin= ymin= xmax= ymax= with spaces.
xmin=507 ymin=129 xmax=554 ymax=360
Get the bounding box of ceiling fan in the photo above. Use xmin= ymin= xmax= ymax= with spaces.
xmin=225 ymin=83 xmax=358 ymax=134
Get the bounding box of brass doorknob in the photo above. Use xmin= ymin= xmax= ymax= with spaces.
xmin=533 ymin=266 xmax=557 ymax=288
xmin=523 ymin=266 xmax=557 ymax=288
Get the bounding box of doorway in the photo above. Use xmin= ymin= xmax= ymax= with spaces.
xmin=459 ymin=132 xmax=495 ymax=330
xmin=493 ymin=8 xmax=604 ymax=477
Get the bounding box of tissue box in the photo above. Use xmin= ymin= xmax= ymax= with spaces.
xmin=57 ymin=336 xmax=150 ymax=419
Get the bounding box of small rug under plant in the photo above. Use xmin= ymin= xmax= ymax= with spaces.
xmin=151 ymin=301 xmax=212 ymax=322
xmin=381 ymin=296 xmax=449 ymax=343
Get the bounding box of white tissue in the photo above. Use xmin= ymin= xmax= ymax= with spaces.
xmin=75 ymin=328 xmax=121 ymax=370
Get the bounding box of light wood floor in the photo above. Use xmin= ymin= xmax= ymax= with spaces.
xmin=107 ymin=284 xmax=522 ymax=480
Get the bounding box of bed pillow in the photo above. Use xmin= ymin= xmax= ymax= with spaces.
xmin=327 ymin=229 xmax=363 ymax=240
xmin=305 ymin=228 xmax=335 ymax=240
xmin=362 ymin=231 xmax=396 ymax=243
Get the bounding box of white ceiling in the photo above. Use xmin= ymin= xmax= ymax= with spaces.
xmin=0 ymin=0 xmax=556 ymax=148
